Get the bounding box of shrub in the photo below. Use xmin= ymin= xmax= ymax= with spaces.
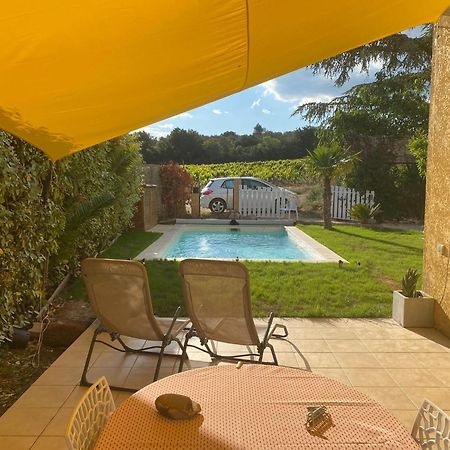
xmin=0 ymin=132 xmax=143 ymax=342
xmin=349 ymin=203 xmax=381 ymax=224
xmin=401 ymin=268 xmax=420 ymax=298
xmin=160 ymin=162 xmax=192 ymax=218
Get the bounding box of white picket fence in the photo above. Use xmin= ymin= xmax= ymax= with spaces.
xmin=331 ymin=185 xmax=375 ymax=220
xmin=239 ymin=186 xmax=294 ymax=218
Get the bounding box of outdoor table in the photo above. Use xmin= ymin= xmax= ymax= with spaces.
xmin=95 ymin=364 xmax=419 ymax=449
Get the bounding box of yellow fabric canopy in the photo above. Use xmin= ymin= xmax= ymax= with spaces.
xmin=1 ymin=1 xmax=448 ymax=160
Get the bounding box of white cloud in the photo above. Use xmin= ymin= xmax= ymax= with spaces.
xmin=158 ymin=123 xmax=174 ymax=129
xmin=297 ymin=94 xmax=333 ymax=105
xmin=212 ymin=109 xmax=229 ymax=115
xmin=144 ymin=127 xmax=171 ymax=138
xmin=262 ymin=108 xmax=271 ymax=114
xmin=250 ymin=98 xmax=261 ymax=109
xmin=262 ymin=79 xmax=300 ymax=103
xmin=174 ymin=112 xmax=193 ymax=119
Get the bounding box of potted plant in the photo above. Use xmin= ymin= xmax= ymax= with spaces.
xmin=392 ymin=268 xmax=435 ymax=327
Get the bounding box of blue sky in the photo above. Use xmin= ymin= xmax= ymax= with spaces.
xmin=138 ymin=65 xmax=376 ymax=138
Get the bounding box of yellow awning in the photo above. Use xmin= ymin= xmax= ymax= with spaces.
xmin=1 ymin=1 xmax=448 ymax=160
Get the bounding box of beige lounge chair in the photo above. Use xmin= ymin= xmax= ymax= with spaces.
xmin=178 ymin=259 xmax=288 ymax=371
xmin=81 ymin=258 xmax=189 ymax=390
xmin=66 ymin=376 xmax=115 ymax=450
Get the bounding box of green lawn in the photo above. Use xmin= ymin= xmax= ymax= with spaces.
xmin=67 ymin=225 xmax=424 ymax=318
xmin=63 ymin=231 xmax=162 ymax=300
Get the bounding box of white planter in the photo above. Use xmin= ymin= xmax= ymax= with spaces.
xmin=392 ymin=290 xmax=435 ymax=328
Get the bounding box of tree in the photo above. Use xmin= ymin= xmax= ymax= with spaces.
xmin=293 ymin=26 xmax=431 ymax=220
xmin=302 ymin=144 xmax=358 ymax=229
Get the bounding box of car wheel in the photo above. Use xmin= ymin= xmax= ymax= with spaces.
xmin=209 ymin=198 xmax=227 ymax=213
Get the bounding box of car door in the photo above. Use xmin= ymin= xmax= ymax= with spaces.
xmin=221 ymin=179 xmax=235 ymax=208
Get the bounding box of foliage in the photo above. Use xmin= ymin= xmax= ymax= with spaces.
xmin=401 ymin=268 xmax=421 ymax=298
xmin=0 ymin=132 xmax=143 ymax=342
xmin=0 ymin=133 xmax=65 ymax=339
xmin=302 ymin=144 xmax=358 ymax=229
xmin=159 ymin=162 xmax=192 ymax=218
xmin=184 ymin=158 xmax=308 ymax=185
xmin=293 ymin=26 xmax=431 ymax=221
xmin=349 ymin=203 xmax=381 ymax=224
xmin=408 ymin=131 xmax=428 ymax=178
xmin=134 ymin=126 xmax=317 ymax=165
xmin=65 ymin=225 xmax=423 ymax=318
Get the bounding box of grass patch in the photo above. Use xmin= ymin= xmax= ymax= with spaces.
xmin=66 ymin=225 xmax=424 ymax=319
xmin=63 ymin=231 xmax=162 ymax=300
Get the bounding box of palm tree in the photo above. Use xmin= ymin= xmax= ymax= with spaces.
xmin=303 ymin=144 xmax=358 ymax=229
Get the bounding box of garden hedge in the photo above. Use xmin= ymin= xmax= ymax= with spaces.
xmin=0 ymin=132 xmax=143 ymax=342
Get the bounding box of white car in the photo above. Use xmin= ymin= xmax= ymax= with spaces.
xmin=200 ymin=176 xmax=297 ymax=213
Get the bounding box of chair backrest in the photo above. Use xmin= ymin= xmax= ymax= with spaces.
xmin=81 ymin=258 xmax=164 ymax=341
xmin=412 ymin=399 xmax=450 ymax=448
xmin=65 ymin=376 xmax=116 ymax=450
xmin=179 ymin=259 xmax=260 ymax=346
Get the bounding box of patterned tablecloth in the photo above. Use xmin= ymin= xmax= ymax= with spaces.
xmin=95 ymin=364 xmax=419 ymax=449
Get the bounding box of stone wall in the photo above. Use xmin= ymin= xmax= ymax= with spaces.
xmin=423 ymin=11 xmax=450 ymax=336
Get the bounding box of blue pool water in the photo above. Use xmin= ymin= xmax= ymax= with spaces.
xmin=163 ymin=227 xmax=318 ymax=261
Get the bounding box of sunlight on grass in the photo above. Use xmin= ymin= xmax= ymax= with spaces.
xmin=65 ymin=225 xmax=423 ymax=319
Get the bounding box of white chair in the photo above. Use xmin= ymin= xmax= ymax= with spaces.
xmin=281 ymin=199 xmax=299 ymax=221
xmin=412 ymin=399 xmax=450 ymax=449
xmin=66 ymin=376 xmax=116 ymax=450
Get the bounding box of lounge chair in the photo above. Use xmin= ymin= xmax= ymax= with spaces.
xmin=80 ymin=258 xmax=189 ymax=391
xmin=178 ymin=259 xmax=288 ymax=371
xmin=66 ymin=376 xmax=115 ymax=450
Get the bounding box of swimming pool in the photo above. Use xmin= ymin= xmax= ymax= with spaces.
xmin=164 ymin=227 xmax=316 ymax=260
xmin=136 ymin=225 xmax=344 ymax=263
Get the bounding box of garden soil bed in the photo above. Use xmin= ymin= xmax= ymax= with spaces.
xmin=0 ymin=299 xmax=95 ymax=416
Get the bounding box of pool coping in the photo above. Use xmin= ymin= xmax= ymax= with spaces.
xmin=135 ymin=224 xmax=346 ymax=263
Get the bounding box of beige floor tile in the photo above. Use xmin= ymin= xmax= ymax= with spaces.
xmin=180 ymin=359 xmax=215 ymax=371
xmin=361 ymin=340 xmax=411 ymax=353
xmin=93 ymin=350 xmax=138 ymax=368
xmin=143 ymin=340 xmax=181 ymax=355
xmin=124 ymin=366 xmax=177 ymax=390
xmin=407 ymin=328 xmax=450 ymax=347
xmin=403 ymin=340 xmax=450 ymax=353
xmin=325 ymin=340 xmax=369 ymax=353
xmin=42 ymin=408 xmax=72 ymax=436
xmin=387 ymin=368 xmax=445 ymax=387
xmin=412 ymin=352 xmax=450 ymax=368
xmin=269 ymin=352 xmax=300 ymax=367
xmin=0 ymin=408 xmax=58 ymax=436
xmin=62 ymin=386 xmax=89 ymax=408
xmin=431 ymin=368 xmax=450 ymax=386
xmin=269 ymin=339 xmax=296 ymax=352
xmin=403 ymin=387 xmax=450 ymax=409
xmin=319 ymin=329 xmax=357 ymax=340
xmin=51 ymin=349 xmax=101 ymax=368
xmin=184 ymin=350 xmax=214 ymax=363
xmin=357 ymin=387 xmax=416 ymax=410
xmin=0 ymin=436 xmax=37 ymax=450
xmin=296 ymin=352 xmax=339 ymax=369
xmin=31 ymin=436 xmax=66 ymax=450
xmin=133 ymin=353 xmax=182 ymax=368
xmin=311 ymin=368 xmax=351 ymax=385
xmin=113 ymin=392 xmax=133 ymax=407
xmin=288 ymin=339 xmax=330 ymax=353
xmin=389 ymin=409 xmax=419 ymax=432
xmin=34 ymin=367 xmax=82 ymax=386
xmin=14 ymin=386 xmax=74 ymax=408
xmin=334 ymin=353 xmax=381 ymax=368
xmin=86 ymin=367 xmax=132 ymax=388
xmin=283 ymin=328 xmax=326 ymax=339
xmin=344 ymin=368 xmax=397 ymax=387
xmin=373 ymin=353 xmax=422 ymax=369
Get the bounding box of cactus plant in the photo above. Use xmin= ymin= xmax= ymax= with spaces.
xmin=401 ymin=268 xmax=420 ymax=298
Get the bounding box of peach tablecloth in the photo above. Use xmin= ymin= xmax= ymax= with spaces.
xmin=95 ymin=365 xmax=419 ymax=449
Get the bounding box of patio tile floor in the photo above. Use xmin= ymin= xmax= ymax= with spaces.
xmin=1 ymin=318 xmax=449 ymax=449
